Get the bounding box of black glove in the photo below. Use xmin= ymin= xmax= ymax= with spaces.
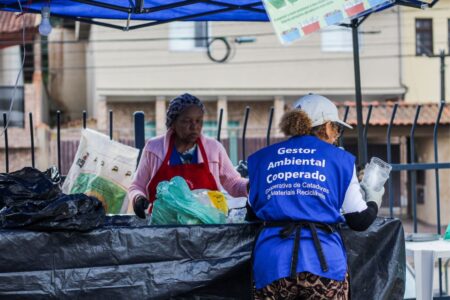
xmin=133 ymin=196 xmax=150 ymax=219
xmin=236 ymin=160 xmax=248 ymax=178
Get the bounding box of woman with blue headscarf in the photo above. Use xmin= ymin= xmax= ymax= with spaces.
xmin=128 ymin=93 xmax=248 ymax=218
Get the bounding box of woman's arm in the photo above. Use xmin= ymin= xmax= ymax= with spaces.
xmin=127 ymin=150 xmax=154 ymax=203
xmin=344 ymin=202 xmax=378 ymax=231
xmin=342 ymin=167 xmax=378 ymax=231
xmin=216 ymin=143 xmax=249 ymax=197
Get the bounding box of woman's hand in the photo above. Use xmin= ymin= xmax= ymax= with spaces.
xmin=133 ymin=196 xmax=150 ymax=219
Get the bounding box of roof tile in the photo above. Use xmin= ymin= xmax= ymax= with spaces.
xmin=337 ymin=102 xmax=450 ymax=126
xmin=0 ymin=11 xmax=36 ymax=33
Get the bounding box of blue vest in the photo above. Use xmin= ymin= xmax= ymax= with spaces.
xmin=248 ymin=135 xmax=355 ymax=289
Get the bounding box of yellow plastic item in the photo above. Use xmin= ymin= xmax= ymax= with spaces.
xmin=207 ymin=191 xmax=228 ymax=215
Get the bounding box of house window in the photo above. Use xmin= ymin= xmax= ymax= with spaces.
xmin=20 ymin=43 xmax=34 ymax=84
xmin=194 ymin=22 xmax=208 ymax=48
xmin=169 ymin=21 xmax=209 ymax=51
xmin=321 ymin=26 xmax=354 ymax=52
xmin=415 ymin=18 xmax=433 ymax=56
xmin=202 ymin=120 xmax=239 ymax=164
xmin=203 ymin=120 xmax=217 ymax=138
xmin=0 ymin=86 xmax=25 ymax=127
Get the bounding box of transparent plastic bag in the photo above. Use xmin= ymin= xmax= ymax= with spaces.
xmin=151 ymin=176 xmax=226 ymax=225
xmin=192 ymin=189 xmax=229 ymax=216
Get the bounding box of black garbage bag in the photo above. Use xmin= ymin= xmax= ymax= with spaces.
xmin=0 ymin=194 xmax=105 ymax=231
xmin=0 ymin=167 xmax=105 ymax=231
xmin=0 ymin=167 xmax=61 ymax=209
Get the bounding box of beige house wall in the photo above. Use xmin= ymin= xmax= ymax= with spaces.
xmin=77 ymin=8 xmax=404 ymax=137
xmin=401 ymin=0 xmax=450 ymax=103
xmin=416 ymin=133 xmax=450 ymax=226
xmin=399 ymin=0 xmax=450 ymax=225
xmin=48 ymin=28 xmax=87 ymax=121
xmin=87 ymin=10 xmax=402 ymax=98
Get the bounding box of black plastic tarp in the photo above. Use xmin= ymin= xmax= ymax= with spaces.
xmin=0 ymin=217 xmax=404 ymax=299
xmin=343 ymin=217 xmax=406 ymax=300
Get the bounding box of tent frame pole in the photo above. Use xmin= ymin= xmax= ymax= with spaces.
xmin=342 ymin=16 xmax=368 ymax=168
xmin=351 ymin=18 xmax=366 ymax=168
xmin=2 ymin=0 xmax=436 ymax=33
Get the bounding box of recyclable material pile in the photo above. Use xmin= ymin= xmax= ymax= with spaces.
xmin=151 ymin=176 xmax=247 ymax=225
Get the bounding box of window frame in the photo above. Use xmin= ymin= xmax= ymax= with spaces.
xmin=169 ymin=21 xmax=210 ymax=52
xmin=415 ymin=18 xmax=433 ymax=56
xmin=0 ymin=86 xmax=25 ymax=128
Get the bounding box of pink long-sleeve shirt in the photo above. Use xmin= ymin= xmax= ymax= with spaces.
xmin=127 ymin=130 xmax=249 ymax=205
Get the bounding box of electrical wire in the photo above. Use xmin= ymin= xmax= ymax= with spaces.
xmin=1 ymin=0 xmax=26 ymax=136
xmin=0 ymin=53 xmax=426 ymax=73
xmin=0 ymin=13 xmax=427 ymax=47
xmin=0 ymin=34 xmax=448 ymax=57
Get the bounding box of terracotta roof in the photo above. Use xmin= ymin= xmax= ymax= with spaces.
xmin=0 ymin=11 xmax=37 ymax=49
xmin=0 ymin=11 xmax=36 ymax=33
xmin=337 ymin=101 xmax=450 ymax=126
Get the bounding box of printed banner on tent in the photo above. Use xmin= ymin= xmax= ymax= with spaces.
xmin=262 ymin=0 xmax=394 ymax=44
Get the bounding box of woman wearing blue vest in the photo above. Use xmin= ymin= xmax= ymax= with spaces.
xmin=248 ymin=94 xmax=384 ymax=300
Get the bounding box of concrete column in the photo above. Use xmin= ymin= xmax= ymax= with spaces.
xmin=30 ymin=60 xmax=43 ymax=126
xmin=32 ymin=35 xmax=43 ymax=126
xmin=273 ymin=96 xmax=285 ymax=137
xmin=96 ymin=95 xmax=108 ymax=132
xmin=155 ymin=96 xmax=166 ymax=135
xmin=36 ymin=124 xmax=50 ymax=170
xmin=217 ymin=96 xmax=228 ymax=139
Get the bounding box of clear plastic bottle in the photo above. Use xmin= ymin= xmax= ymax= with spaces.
xmin=361 ymin=157 xmax=392 ymax=192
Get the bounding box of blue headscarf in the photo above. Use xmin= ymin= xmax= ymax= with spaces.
xmin=166 ymin=93 xmax=205 ymax=128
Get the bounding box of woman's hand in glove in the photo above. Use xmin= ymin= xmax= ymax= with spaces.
xmin=133 ymin=196 xmax=150 ymax=219
xmin=236 ymin=160 xmax=249 ymax=178
xmin=360 ymin=184 xmax=385 ymax=208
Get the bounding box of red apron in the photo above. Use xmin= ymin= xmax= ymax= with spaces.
xmin=146 ymin=134 xmax=219 ymax=206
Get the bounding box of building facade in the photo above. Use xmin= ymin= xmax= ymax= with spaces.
xmin=41 ymin=1 xmax=450 ymax=225
xmin=0 ymin=12 xmax=50 ymax=172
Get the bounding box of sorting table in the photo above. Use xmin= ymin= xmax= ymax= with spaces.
xmin=406 ymin=239 xmax=450 ymax=300
xmin=0 ymin=217 xmax=405 ymax=299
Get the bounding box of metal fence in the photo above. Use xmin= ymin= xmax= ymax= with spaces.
xmin=2 ymin=103 xmax=450 ymax=299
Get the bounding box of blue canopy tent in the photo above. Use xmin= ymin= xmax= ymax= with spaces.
xmin=0 ymin=0 xmax=440 ymax=165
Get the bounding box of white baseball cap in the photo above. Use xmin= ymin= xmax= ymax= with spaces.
xmin=293 ymin=94 xmax=352 ymax=129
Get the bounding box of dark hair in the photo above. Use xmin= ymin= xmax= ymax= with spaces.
xmin=166 ymin=93 xmax=205 ymax=128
